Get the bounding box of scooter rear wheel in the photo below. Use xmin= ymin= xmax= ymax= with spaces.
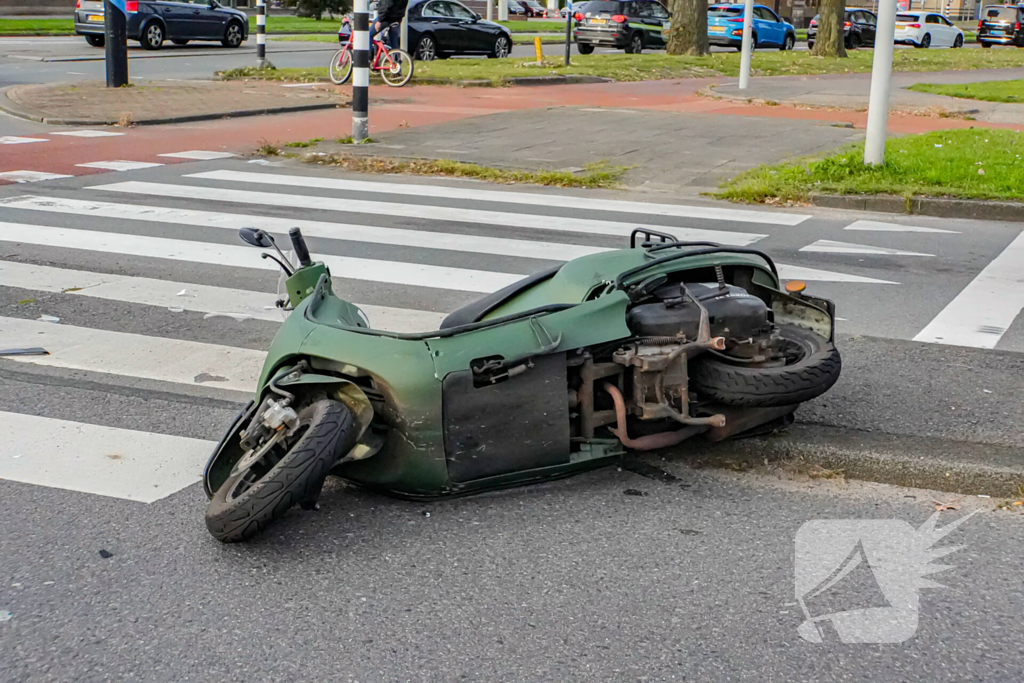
xmin=205 ymin=396 xmax=356 ymax=543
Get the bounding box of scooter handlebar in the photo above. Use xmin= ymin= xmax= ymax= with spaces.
xmin=289 ymin=227 xmax=313 ymax=267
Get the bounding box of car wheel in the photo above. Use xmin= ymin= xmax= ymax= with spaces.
xmin=85 ymin=34 xmax=105 ymax=48
xmin=222 ymin=20 xmax=244 ymax=48
xmin=140 ymin=21 xmax=164 ymax=50
xmin=172 ymin=39 xmax=189 ymax=46
xmin=980 ymin=40 xmax=992 ymax=48
xmin=846 ymin=33 xmax=860 ymax=50
xmin=490 ymin=35 xmax=510 ymax=59
xmin=577 ymin=41 xmax=595 ymax=55
xmin=626 ymin=32 xmax=643 ymax=54
xmin=916 ymin=33 xmax=930 ymax=48
xmin=415 ymin=34 xmax=436 ymax=61
xmin=807 ymin=39 xmax=814 ymax=50
xmin=953 ymin=34 xmax=963 ymax=48
xmin=781 ymin=33 xmax=795 ymax=51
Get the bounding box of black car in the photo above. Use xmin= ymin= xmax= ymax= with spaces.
xmin=978 ymin=4 xmax=1024 ymax=47
xmin=341 ymin=0 xmax=513 ymax=60
xmin=807 ymin=8 xmax=877 ymax=50
xmin=74 ymin=0 xmax=248 ymax=50
xmin=574 ymin=0 xmax=670 ymax=54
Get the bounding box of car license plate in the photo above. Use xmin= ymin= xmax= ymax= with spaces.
xmin=88 ymin=14 xmax=103 ymax=21
xmin=993 ymin=29 xmax=1004 ymax=35
xmin=590 ymin=18 xmax=607 ymax=24
xmin=709 ymin=26 xmax=726 ymax=33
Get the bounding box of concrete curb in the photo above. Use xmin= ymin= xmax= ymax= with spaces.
xmin=810 ymin=193 xmax=1024 ymax=223
xmin=411 ymin=74 xmax=613 ymax=88
xmin=677 ymin=424 xmax=1024 ymax=498
xmin=0 ymin=85 xmax=343 ymax=126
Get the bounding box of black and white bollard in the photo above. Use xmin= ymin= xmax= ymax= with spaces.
xmin=256 ymin=0 xmax=267 ymax=69
xmin=352 ymin=0 xmax=370 ymax=141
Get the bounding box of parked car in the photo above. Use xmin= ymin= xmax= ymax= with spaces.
xmin=807 ymin=8 xmax=877 ymax=50
xmin=521 ymin=0 xmax=548 ymax=17
xmin=574 ymin=0 xmax=670 ymax=54
xmin=506 ymin=0 xmax=529 ymax=16
xmin=707 ymin=3 xmax=796 ymax=51
xmin=977 ymin=4 xmax=1024 ymax=47
xmin=73 ymin=0 xmax=248 ymax=50
xmin=893 ymin=11 xmax=964 ymax=48
xmin=341 ymin=0 xmax=513 ymax=61
xmin=561 ymin=2 xmax=588 ymax=18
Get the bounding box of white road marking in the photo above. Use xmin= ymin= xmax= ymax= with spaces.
xmin=913 ymin=229 xmax=1024 ymax=349
xmin=0 ymin=195 xmax=610 ymax=261
xmin=51 ymin=130 xmax=126 ymax=138
xmin=0 ymin=136 xmax=47 ymax=145
xmin=0 ymin=411 xmax=214 ymax=503
xmin=0 ymin=315 xmax=264 ymax=392
xmin=776 ymin=264 xmax=898 ymax=285
xmin=188 ymin=169 xmax=811 ymax=226
xmin=157 ymin=151 xmax=237 ymax=160
xmin=0 ymin=261 xmax=446 ymax=332
xmin=799 ymin=239 xmax=933 ymax=257
xmin=0 ymin=171 xmax=72 ymax=183
xmin=76 ymin=161 xmax=165 ymax=172
xmin=843 ymin=219 xmax=959 ymax=235
xmin=91 ymin=181 xmax=767 ymax=246
xmin=0 ymin=221 xmax=521 ymax=293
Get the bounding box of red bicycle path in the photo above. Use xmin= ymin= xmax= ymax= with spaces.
xmin=3 ymin=77 xmax=1022 ymax=182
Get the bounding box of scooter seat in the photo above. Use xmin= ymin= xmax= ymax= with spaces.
xmin=439 ymin=265 xmax=561 ymax=330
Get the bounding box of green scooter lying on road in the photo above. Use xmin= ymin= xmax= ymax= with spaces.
xmin=203 ymin=227 xmax=842 ymax=542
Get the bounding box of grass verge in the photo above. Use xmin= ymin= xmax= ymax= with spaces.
xmin=219 ymin=48 xmax=1024 ymax=86
xmin=303 ymin=153 xmax=627 ymax=188
xmin=909 ymin=78 xmax=1024 ymax=103
xmin=715 ymin=129 xmax=1024 ymax=203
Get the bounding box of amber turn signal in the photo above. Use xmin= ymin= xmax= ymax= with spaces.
xmin=784 ymin=280 xmax=807 ymax=294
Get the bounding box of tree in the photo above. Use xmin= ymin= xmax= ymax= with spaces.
xmin=666 ymin=0 xmax=709 ymax=56
xmin=281 ymin=0 xmax=351 ymax=21
xmin=811 ymin=0 xmax=847 ymax=57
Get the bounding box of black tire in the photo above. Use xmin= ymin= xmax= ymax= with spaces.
xmin=490 ymin=34 xmax=511 ymax=59
xmin=781 ymin=33 xmax=795 ymax=51
xmin=222 ymin=20 xmax=244 ymax=48
xmin=577 ymin=41 xmax=595 ymax=55
xmin=140 ymin=21 xmax=164 ymax=50
xmin=692 ymin=325 xmax=841 ymax=408
xmin=953 ymin=34 xmax=963 ymax=48
xmin=172 ymin=39 xmax=189 ymax=46
xmin=807 ymin=39 xmax=814 ymax=50
xmin=415 ymin=34 xmax=437 ymax=61
xmin=846 ymin=33 xmax=860 ymax=50
xmin=626 ymin=32 xmax=643 ymax=54
xmin=980 ymin=41 xmax=992 ymax=48
xmin=205 ymin=397 xmax=356 ymax=543
xmin=916 ymin=33 xmax=930 ymax=48
xmin=85 ymin=34 xmax=105 ymax=47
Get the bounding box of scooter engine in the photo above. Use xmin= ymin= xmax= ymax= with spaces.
xmin=626 ymin=281 xmax=772 ymax=345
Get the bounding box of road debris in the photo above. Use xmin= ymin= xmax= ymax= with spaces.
xmin=933 ymin=500 xmax=958 ymax=511
xmin=98 ymin=549 xmax=113 ymax=559
xmin=623 ymin=489 xmax=648 ymax=497
xmin=37 ymin=314 xmax=60 ymax=323
xmin=0 ymin=347 xmax=49 ymax=357
xmin=0 ymin=611 xmax=12 ymax=623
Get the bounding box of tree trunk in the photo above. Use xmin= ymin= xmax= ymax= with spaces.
xmin=811 ymin=0 xmax=847 ymax=57
xmin=666 ymin=0 xmax=709 ymax=56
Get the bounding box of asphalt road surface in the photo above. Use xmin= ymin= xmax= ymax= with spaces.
xmin=1 ymin=158 xmax=1022 ymax=680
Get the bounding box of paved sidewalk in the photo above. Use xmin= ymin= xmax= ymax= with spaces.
xmin=0 ymin=79 xmax=348 ymax=125
xmin=709 ymin=68 xmax=1024 ymax=124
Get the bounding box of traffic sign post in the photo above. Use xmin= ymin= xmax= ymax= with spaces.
xmin=864 ymin=0 xmax=897 ymax=165
xmin=103 ymin=0 xmax=129 ymax=87
xmin=564 ymin=0 xmax=572 ymax=66
xmin=738 ymin=0 xmax=754 ymax=90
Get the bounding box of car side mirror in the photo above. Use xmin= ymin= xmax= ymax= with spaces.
xmin=239 ymin=227 xmax=274 ymax=248
xmin=475 ymin=12 xmax=481 ymax=19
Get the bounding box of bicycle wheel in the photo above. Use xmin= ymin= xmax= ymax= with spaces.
xmin=380 ymin=49 xmax=413 ymax=87
xmin=329 ymin=47 xmax=353 ymax=85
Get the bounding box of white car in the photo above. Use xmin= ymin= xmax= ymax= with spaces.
xmin=893 ymin=11 xmax=964 ymax=48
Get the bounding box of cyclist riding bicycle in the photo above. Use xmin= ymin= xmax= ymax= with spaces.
xmin=373 ymin=0 xmax=408 ymax=49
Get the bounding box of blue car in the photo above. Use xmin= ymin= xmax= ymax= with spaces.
xmin=707 ymin=4 xmax=796 ymax=51
xmin=74 ymin=0 xmax=249 ymax=50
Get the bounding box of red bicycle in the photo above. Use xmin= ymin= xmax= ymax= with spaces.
xmin=330 ymin=20 xmax=414 ymax=87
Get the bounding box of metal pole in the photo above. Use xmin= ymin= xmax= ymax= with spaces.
xmin=499 ymin=0 xmax=508 ymax=22
xmin=864 ymin=0 xmax=897 ymax=165
xmin=738 ymin=0 xmax=754 ymax=90
xmin=564 ymin=0 xmax=572 ymax=65
xmin=487 ymin=0 xmax=493 ymax=22
xmin=352 ymin=0 xmax=370 ymax=141
xmin=255 ymin=0 xmax=267 ymax=69
xmin=103 ymin=0 xmax=128 ymax=87
xmin=400 ymin=12 xmax=408 ymax=51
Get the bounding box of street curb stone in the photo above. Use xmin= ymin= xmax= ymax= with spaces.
xmin=0 ymin=84 xmax=343 ymax=126
xmin=810 ymin=193 xmax=1024 ymax=223
xmin=676 ymin=424 xmax=1024 ymax=498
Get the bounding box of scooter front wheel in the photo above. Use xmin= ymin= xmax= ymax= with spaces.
xmin=205 ymin=396 xmax=356 ymax=543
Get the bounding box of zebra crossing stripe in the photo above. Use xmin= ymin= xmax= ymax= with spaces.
xmin=76 ymin=161 xmax=165 ymax=172
xmin=0 ymin=411 xmax=214 ymax=503
xmin=0 ymin=261 xmax=447 ymax=332
xmin=188 ymin=169 xmax=812 ymax=226
xmin=89 ymin=181 xmax=768 ymax=246
xmin=0 ymin=221 xmax=522 ymax=293
xmin=0 ymin=195 xmax=609 ymax=261
xmin=1 ymin=316 xmax=265 ymax=392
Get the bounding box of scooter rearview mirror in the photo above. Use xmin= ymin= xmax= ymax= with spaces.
xmin=239 ymin=227 xmax=274 ymax=248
